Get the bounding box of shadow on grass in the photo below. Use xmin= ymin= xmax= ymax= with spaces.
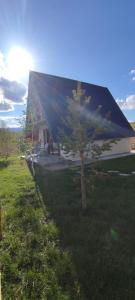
xmin=34 ymin=164 xmax=135 ymax=300
xmin=2 ymin=184 xmax=83 ymax=299
xmin=0 ymin=159 xmax=10 ymax=169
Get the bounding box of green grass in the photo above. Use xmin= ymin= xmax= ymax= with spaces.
xmin=98 ymin=154 xmax=135 ymax=173
xmin=1 ymin=157 xmax=81 ymax=299
xmin=2 ymin=155 xmax=135 ymax=299
xmin=35 ymin=154 xmax=135 ymax=300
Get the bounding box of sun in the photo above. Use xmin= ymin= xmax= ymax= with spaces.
xmin=7 ymin=47 xmax=34 ymax=81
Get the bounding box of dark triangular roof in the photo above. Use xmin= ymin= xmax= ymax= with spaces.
xmin=28 ymin=71 xmax=135 ymax=140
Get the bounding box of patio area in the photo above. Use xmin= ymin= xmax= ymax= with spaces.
xmin=26 ymin=150 xmax=135 ymax=172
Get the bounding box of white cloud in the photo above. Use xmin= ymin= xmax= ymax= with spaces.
xmin=0 ymin=116 xmax=20 ymax=128
xmin=0 ymin=88 xmax=14 ymax=112
xmin=0 ymin=51 xmax=12 ymax=80
xmin=130 ymin=69 xmax=135 ymax=74
xmin=0 ymin=52 xmax=5 ymax=75
xmin=116 ymin=95 xmax=135 ymax=110
xmin=129 ymin=69 xmax=135 ymax=81
xmin=0 ymin=50 xmax=14 ymax=80
xmin=0 ymin=50 xmax=27 ymax=111
xmin=0 ymin=77 xmax=26 ymax=104
xmin=0 ymin=101 xmax=14 ymax=112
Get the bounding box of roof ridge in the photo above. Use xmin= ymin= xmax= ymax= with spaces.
xmin=29 ymin=70 xmax=108 ymax=90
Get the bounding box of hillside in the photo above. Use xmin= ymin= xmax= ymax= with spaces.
xmin=8 ymin=127 xmax=22 ymax=132
xmin=130 ymin=122 xmax=135 ymax=131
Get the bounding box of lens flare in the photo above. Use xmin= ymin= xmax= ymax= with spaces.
xmin=7 ymin=47 xmax=34 ymax=80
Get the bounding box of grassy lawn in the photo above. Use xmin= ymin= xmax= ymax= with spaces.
xmin=1 ymin=155 xmax=135 ymax=299
xmin=1 ymin=157 xmax=81 ymax=299
xmin=35 ymin=154 xmax=135 ymax=300
xmin=98 ymin=154 xmax=135 ymax=173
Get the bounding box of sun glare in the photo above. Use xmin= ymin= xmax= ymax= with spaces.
xmin=7 ymin=47 xmax=34 ymax=80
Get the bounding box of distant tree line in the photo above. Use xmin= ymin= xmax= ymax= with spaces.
xmin=0 ymin=116 xmax=32 ymax=159
xmin=0 ymin=121 xmax=20 ymax=159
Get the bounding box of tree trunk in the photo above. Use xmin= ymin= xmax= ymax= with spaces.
xmin=80 ymin=151 xmax=87 ymax=210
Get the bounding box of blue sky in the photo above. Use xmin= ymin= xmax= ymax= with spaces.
xmin=0 ymin=0 xmax=135 ymax=127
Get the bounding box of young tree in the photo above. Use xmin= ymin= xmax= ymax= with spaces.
xmin=17 ymin=108 xmax=33 ymax=153
xmin=59 ymin=82 xmax=115 ymax=210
